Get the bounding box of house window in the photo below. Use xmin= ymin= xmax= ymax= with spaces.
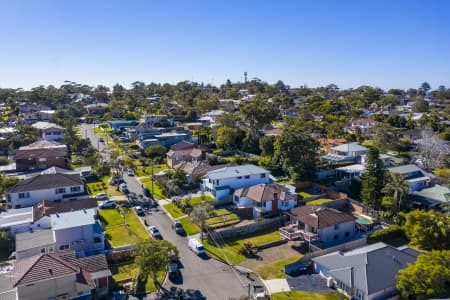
xmin=345 ymin=231 xmax=350 ymax=238
xmin=40 ymin=248 xmax=46 ymax=253
xmin=38 ymin=157 xmax=47 ymax=162
xmin=334 ymin=234 xmax=339 ymax=240
xmin=260 ymin=174 xmax=266 ymax=178
xmin=59 ymin=244 xmax=69 ymax=250
xmin=237 ymin=176 xmax=242 ymax=179
xmin=94 ymin=237 xmax=101 ymax=243
xmin=48 ymin=247 xmax=54 ymax=252
xmin=70 ymin=186 xmax=81 ymax=193
xmin=334 ymin=224 xmax=340 ymax=230
xmin=55 ymin=188 xmax=66 ymax=194
xmin=262 ymin=201 xmax=267 ymax=208
xmin=273 ymin=193 xmax=278 ymax=199
xmin=18 ymin=192 xmax=30 ymax=199
xmin=244 ymin=175 xmax=250 ymax=179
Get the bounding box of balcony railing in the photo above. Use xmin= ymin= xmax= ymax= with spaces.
xmin=279 ymin=224 xmax=319 ymax=242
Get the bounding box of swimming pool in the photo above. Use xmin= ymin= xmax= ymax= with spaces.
xmin=354 ymin=214 xmax=373 ymax=225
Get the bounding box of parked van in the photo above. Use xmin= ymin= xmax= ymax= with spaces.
xmin=188 ymin=238 xmax=205 ymax=256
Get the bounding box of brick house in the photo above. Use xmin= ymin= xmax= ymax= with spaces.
xmin=15 ymin=140 xmax=69 ymax=171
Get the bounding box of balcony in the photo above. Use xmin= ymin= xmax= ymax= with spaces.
xmin=279 ymin=224 xmax=319 ymax=242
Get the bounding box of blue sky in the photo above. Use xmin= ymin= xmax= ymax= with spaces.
xmin=1 ymin=0 xmax=449 ymax=90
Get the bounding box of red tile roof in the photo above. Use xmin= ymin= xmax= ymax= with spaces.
xmin=290 ymin=205 xmax=355 ymax=229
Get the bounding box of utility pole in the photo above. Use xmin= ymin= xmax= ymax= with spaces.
xmin=151 ymin=159 xmax=154 ymax=198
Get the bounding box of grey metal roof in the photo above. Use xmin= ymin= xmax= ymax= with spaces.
xmin=15 ymin=229 xmax=55 ymax=251
xmin=6 ymin=173 xmax=83 ymax=194
xmin=387 ymin=164 xmax=423 ymax=174
xmin=206 ymin=164 xmax=270 ymax=180
xmin=331 ymin=143 xmax=368 ymax=152
xmin=411 ymin=185 xmax=450 ymax=204
xmin=50 ymin=208 xmax=96 ymax=230
xmin=0 ymin=207 xmax=33 ymax=229
xmin=313 ymin=242 xmax=418 ymax=295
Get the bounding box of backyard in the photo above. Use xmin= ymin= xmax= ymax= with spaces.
xmin=110 ymin=261 xmax=165 ymax=293
xmin=305 ymin=198 xmax=333 ymax=206
xmin=99 ymin=207 xmax=150 ymax=247
xmin=204 ymin=229 xmax=282 ymax=265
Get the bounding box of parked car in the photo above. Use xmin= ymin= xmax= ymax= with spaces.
xmin=148 ymin=226 xmax=162 ymax=239
xmin=188 ymin=238 xmax=205 ymax=256
xmin=100 ymin=200 xmax=116 ymax=209
xmin=110 ymin=176 xmax=124 ymax=185
xmin=119 ymin=183 xmax=129 ymax=193
xmin=168 ymin=260 xmax=181 ymax=281
xmin=172 ymin=220 xmax=185 ymax=235
xmin=94 ymin=193 xmax=108 ymax=200
xmin=143 ymin=187 xmax=152 ymax=198
xmin=134 ymin=206 xmax=144 ymax=216
xmin=127 ymin=169 xmax=134 ymax=176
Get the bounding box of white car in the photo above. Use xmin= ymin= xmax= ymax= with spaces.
xmin=188 ymin=238 xmax=205 ymax=256
xmin=119 ymin=183 xmax=129 ymax=193
xmin=127 ymin=169 xmax=134 ymax=176
xmin=134 ymin=206 xmax=144 ymax=216
xmin=100 ymin=200 xmax=116 ymax=209
xmin=94 ymin=193 xmax=108 ymax=199
xmin=148 ymin=226 xmax=162 ymax=239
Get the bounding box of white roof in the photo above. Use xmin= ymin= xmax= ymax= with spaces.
xmin=337 ymin=164 xmax=365 ymax=173
xmin=332 ymin=143 xmax=368 ymax=152
xmin=31 ymin=121 xmax=62 ymax=130
xmin=206 ymin=164 xmax=270 ymax=180
xmin=0 ymin=207 xmax=33 ymax=229
xmin=50 ymin=208 xmax=96 ymax=230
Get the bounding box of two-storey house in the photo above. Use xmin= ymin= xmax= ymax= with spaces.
xmin=31 ymin=121 xmax=64 ymax=142
xmin=14 ymin=140 xmax=69 ymax=171
xmin=233 ymin=183 xmax=297 ymax=218
xmin=12 ymin=251 xmax=110 ymax=300
xmin=6 ymin=173 xmax=86 ymax=208
xmin=201 ymin=164 xmax=272 ymax=202
xmin=280 ymin=205 xmax=355 ymax=247
xmin=15 ymin=208 xmax=104 ymax=259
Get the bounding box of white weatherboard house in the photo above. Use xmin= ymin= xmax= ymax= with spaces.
xmin=15 ymin=208 xmax=104 ymax=259
xmin=201 ymin=164 xmax=272 ymax=201
xmin=31 ymin=121 xmax=64 ymax=141
xmin=6 ymin=173 xmax=86 ymax=208
xmin=313 ymin=242 xmax=419 ymax=300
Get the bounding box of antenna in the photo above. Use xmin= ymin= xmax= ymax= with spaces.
xmin=244 ymin=72 xmax=248 ymax=83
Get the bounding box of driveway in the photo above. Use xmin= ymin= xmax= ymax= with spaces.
xmin=82 ymin=124 xmax=254 ymax=299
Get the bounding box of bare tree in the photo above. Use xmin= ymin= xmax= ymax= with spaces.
xmin=417 ymin=130 xmax=449 ymax=171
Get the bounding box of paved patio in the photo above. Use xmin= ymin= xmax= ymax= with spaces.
xmin=263 ymin=274 xmax=333 ymax=295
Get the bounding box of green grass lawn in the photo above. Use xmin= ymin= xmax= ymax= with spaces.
xmin=135 ymin=165 xmax=169 ymax=177
xmin=86 ymin=176 xmax=123 ymax=197
xmin=163 ymin=202 xmax=186 ymax=219
xmin=271 ymin=291 xmax=340 ymax=300
xmin=298 ymin=191 xmax=315 ymax=199
xmin=306 ymin=198 xmax=333 ymax=206
xmin=254 ymin=255 xmax=303 ymax=280
xmin=140 ymin=178 xmax=167 ymax=200
xmin=182 ymin=195 xmax=215 ymax=206
xmin=204 ymin=229 xmax=282 ymax=265
xmin=178 ymin=216 xmax=201 ymax=235
xmin=99 ymin=208 xmax=150 ymax=247
xmin=110 ymin=262 xmax=165 ymax=293
xmin=206 ymin=209 xmax=240 ymax=228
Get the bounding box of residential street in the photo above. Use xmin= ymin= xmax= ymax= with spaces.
xmin=80 ymin=123 xmax=256 ymax=299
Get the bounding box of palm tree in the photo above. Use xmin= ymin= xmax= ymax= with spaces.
xmin=382 ymin=172 xmax=410 ymax=212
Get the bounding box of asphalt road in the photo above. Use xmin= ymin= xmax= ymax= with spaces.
xmin=80 ymin=123 xmax=253 ymax=299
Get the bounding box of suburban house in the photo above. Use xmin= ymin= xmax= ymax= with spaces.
xmin=387 ymin=164 xmax=433 ymax=191
xmin=140 ymin=114 xmax=172 ymax=125
xmin=174 ymin=161 xmax=230 ymax=184
xmin=0 ymin=198 xmax=98 ymax=237
xmin=15 ymin=208 xmax=104 ymax=259
xmin=31 ymin=121 xmax=64 ymax=142
xmin=166 ymin=141 xmax=208 ymax=168
xmin=198 ymin=110 xmax=224 ymax=126
xmin=85 ymin=103 xmax=108 ymax=115
xmin=12 ymin=251 xmax=110 ymax=300
xmin=321 ymin=143 xmax=368 ymax=163
xmin=108 ymin=120 xmax=139 ymax=133
xmin=136 ymin=131 xmax=191 ymax=149
xmin=345 ymin=118 xmax=377 ymax=133
xmin=318 ymin=138 xmax=347 ymax=152
xmin=6 ymin=173 xmax=87 ymax=208
xmin=411 ymin=184 xmax=450 ymax=209
xmin=280 ymin=205 xmax=356 ymax=246
xmin=201 ymin=164 xmax=273 ymax=201
xmin=313 ymin=242 xmax=419 ymax=300
xmin=233 ymin=183 xmax=297 ymax=218
xmin=14 ymin=140 xmax=69 ymax=171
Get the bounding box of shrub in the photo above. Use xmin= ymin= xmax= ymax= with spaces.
xmin=367 ymin=225 xmax=407 ymax=244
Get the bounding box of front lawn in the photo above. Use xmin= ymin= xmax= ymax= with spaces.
xmin=99 ymin=208 xmax=150 ymax=247
xmin=110 ymin=262 xmax=165 ymax=293
xmin=140 ymin=178 xmax=167 ymax=200
xmin=305 ymin=198 xmax=333 ymax=206
xmin=206 ymin=209 xmax=240 ymax=228
xmin=183 ymin=195 xmax=215 ymax=206
xmin=204 ymin=229 xmax=282 ymax=265
xmin=135 ymin=164 xmax=169 ymax=177
xmin=271 ymin=291 xmax=340 ymax=300
xmin=163 ymin=202 xmax=185 ymax=219
xmin=254 ymin=255 xmax=303 ymax=280
xmin=178 ymin=216 xmax=200 ymax=235
xmin=86 ymin=176 xmax=123 ymax=197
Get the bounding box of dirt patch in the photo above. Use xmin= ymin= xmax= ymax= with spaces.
xmin=239 ymin=241 xmax=304 ymax=270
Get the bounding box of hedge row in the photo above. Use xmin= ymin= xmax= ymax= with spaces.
xmin=367 ymin=225 xmax=407 ymax=244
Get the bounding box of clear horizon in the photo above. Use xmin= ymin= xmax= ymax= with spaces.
xmin=1 ymin=0 xmax=450 ymax=90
